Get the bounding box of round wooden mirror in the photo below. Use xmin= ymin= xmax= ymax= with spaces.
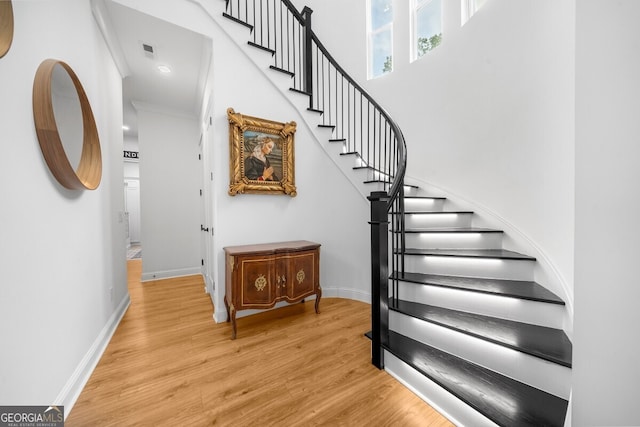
xmin=0 ymin=0 xmax=14 ymax=58
xmin=33 ymin=59 xmax=102 ymax=190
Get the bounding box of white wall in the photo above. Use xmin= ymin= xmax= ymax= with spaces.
xmin=572 ymin=1 xmax=640 ymax=425
xmin=0 ymin=0 xmax=127 ymax=409
xmin=291 ymin=0 xmax=367 ymax=84
xmin=207 ymin=19 xmax=371 ymax=320
xmin=136 ymin=107 xmax=202 ymax=280
xmin=109 ymin=0 xmax=373 ymax=320
xmin=292 ymin=0 xmax=576 ymax=311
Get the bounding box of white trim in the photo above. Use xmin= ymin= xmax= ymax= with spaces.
xmin=56 ymin=294 xmax=131 ymax=419
xmin=321 ymin=286 xmax=371 ymax=304
xmin=90 ymin=0 xmax=131 ymax=78
xmin=141 ymin=268 xmax=203 ymax=282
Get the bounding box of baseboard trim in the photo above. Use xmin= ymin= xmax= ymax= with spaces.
xmin=56 ymin=294 xmax=131 ymax=419
xmin=322 ymin=286 xmax=371 ymax=304
xmin=141 ymin=267 xmax=202 ymax=282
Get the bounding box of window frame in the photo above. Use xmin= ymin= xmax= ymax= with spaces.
xmin=462 ymin=0 xmax=487 ymax=25
xmin=367 ymin=0 xmax=394 ymax=79
xmin=411 ymin=0 xmax=443 ymax=62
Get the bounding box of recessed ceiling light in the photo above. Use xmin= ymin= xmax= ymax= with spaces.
xmin=157 ymin=65 xmax=171 ymax=74
xmin=122 ymin=125 xmax=130 ymax=131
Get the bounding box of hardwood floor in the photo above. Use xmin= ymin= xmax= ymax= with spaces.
xmin=66 ymin=260 xmax=454 ymax=426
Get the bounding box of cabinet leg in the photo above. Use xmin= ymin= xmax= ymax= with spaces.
xmin=230 ymin=304 xmax=237 ymax=340
xmin=224 ymin=295 xmax=238 ymax=339
xmin=315 ymin=287 xmax=322 ymax=314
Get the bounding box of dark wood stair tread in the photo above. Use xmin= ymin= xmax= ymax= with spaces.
xmin=390 ymin=271 xmax=565 ymax=304
xmin=384 ymin=331 xmax=568 ymax=427
xmin=399 ymin=227 xmax=503 ymax=234
xmin=401 ymin=248 xmax=536 ymax=261
xmin=399 ymin=210 xmax=474 ymax=215
xmin=288 ymin=88 xmax=312 ymax=98
xmin=404 ymin=196 xmax=446 ymax=200
xmin=248 ymin=41 xmax=275 ymax=54
xmin=222 ymin=12 xmax=253 ymax=30
xmin=390 ymin=299 xmax=572 ymax=367
xmin=364 ymin=179 xmax=392 ymax=184
xmin=269 ymin=65 xmax=294 ymax=76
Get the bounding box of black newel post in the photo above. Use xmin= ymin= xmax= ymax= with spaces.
xmin=369 ymin=191 xmax=390 ymax=369
xmin=301 ymin=6 xmax=313 ymax=108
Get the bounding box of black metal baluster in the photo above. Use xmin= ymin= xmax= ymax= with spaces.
xmin=286 ymin=11 xmax=290 ymax=72
xmin=340 ymin=75 xmax=344 ymax=140
xmin=360 ymin=93 xmax=363 ymax=158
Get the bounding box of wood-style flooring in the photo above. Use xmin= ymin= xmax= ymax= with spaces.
xmin=65 ymin=260 xmax=453 ymax=426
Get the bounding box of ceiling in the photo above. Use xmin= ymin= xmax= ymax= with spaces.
xmin=96 ymin=0 xmax=212 ymax=139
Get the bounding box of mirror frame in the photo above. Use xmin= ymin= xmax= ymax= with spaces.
xmin=33 ymin=59 xmax=102 ymax=190
xmin=0 ymin=0 xmax=14 ymax=58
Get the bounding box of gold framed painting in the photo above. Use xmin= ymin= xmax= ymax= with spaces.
xmin=227 ymin=107 xmax=297 ymax=197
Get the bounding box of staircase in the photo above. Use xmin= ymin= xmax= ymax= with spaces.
xmin=374 ymin=185 xmax=571 ymax=426
xmin=213 ymin=0 xmax=571 ymax=425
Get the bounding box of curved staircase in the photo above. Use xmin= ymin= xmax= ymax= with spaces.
xmin=376 ymin=185 xmax=571 ymax=426
xmin=212 ymin=0 xmax=572 ymax=425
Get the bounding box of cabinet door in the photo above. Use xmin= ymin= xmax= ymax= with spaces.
xmin=286 ymin=251 xmax=317 ymax=300
xmin=238 ymin=254 xmax=275 ymax=307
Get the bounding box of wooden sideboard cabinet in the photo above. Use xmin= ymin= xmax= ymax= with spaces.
xmin=223 ymin=240 xmax=321 ymax=339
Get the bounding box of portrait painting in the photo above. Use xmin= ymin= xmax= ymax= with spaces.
xmin=227 ymin=108 xmax=297 ymax=196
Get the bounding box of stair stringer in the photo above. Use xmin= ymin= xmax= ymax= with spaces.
xmin=194 ymin=0 xmax=386 ymax=202
xmin=402 ymin=175 xmax=573 ymax=339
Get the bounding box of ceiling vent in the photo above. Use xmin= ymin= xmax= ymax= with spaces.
xmin=142 ymin=43 xmax=155 ymax=58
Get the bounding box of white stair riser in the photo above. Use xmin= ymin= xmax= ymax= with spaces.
xmin=404 ymin=213 xmax=473 ymax=228
xmin=404 ymin=232 xmax=503 ymax=250
xmin=385 ymin=351 xmax=499 ymax=427
xmin=390 ymin=312 xmax=571 ymax=399
xmin=402 ymin=255 xmax=535 ymax=281
xmin=403 ymin=186 xmax=421 ymax=197
xmin=332 ymin=154 xmax=386 ymax=194
xmin=325 ymin=141 xmax=346 ymax=158
xmin=403 ymin=198 xmax=446 ymax=212
xmin=351 ymin=167 xmax=392 ymax=182
xmin=396 ymin=281 xmax=565 ymax=329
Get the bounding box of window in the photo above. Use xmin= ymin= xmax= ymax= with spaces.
xmin=367 ymin=0 xmax=393 ymax=79
xmin=462 ymin=0 xmax=487 ymax=25
xmin=412 ymin=0 xmax=442 ymax=61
